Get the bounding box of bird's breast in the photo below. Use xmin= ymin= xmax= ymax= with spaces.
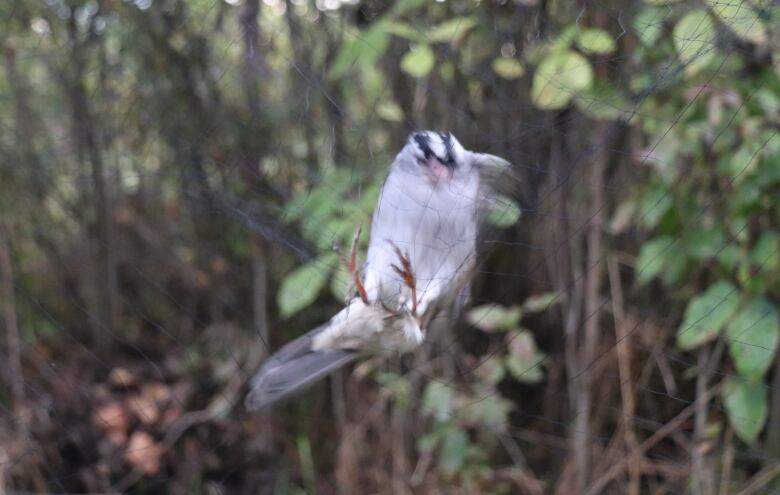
xmin=364 ymin=170 xmax=478 ymax=307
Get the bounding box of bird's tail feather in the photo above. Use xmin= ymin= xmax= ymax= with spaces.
xmin=246 ymin=328 xmax=357 ymax=410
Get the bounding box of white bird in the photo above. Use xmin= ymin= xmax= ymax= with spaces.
xmin=246 ymin=131 xmax=510 ymax=410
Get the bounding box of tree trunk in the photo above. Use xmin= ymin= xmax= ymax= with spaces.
xmin=239 ymin=0 xmax=271 ymax=352
xmin=239 ymin=3 xmax=274 ymax=491
xmin=65 ymin=14 xmax=117 ymax=351
xmin=285 ymin=0 xmax=318 ymax=173
xmin=0 ymin=223 xmax=25 ymax=425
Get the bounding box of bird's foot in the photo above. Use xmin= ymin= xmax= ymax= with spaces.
xmin=389 ymin=241 xmax=417 ymax=316
xmin=336 ymin=225 xmax=369 ymax=305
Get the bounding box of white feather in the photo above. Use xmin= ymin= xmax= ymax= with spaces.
xmin=363 ymin=132 xmax=481 ymax=317
xmin=311 ymin=298 xmax=424 ymax=352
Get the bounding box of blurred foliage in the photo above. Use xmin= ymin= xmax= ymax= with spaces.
xmin=0 ymin=0 xmax=779 ymax=493
xmin=627 ymin=0 xmax=779 ymax=445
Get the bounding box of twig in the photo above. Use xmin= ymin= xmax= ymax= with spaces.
xmin=607 ymin=256 xmax=640 ymax=495
xmin=0 ymin=222 xmax=25 ymax=422
xmin=496 ymin=466 xmax=545 ymax=495
xmin=0 ymin=221 xmax=47 ymax=493
xmin=736 ymin=462 xmax=780 ymax=495
xmin=719 ymin=428 xmax=734 ymax=495
xmin=573 ymin=122 xmax=608 ymax=492
xmin=585 ymin=382 xmax=722 ymax=495
xmin=767 ymin=355 xmax=780 ymax=461
xmin=112 ymin=345 xmax=266 ymax=492
xmin=692 ymin=339 xmax=725 ymax=495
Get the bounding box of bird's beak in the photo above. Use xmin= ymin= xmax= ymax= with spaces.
xmin=425 ymin=156 xmax=452 ymax=183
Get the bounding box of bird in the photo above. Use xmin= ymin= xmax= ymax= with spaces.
xmin=246 ymin=131 xmax=511 ymax=410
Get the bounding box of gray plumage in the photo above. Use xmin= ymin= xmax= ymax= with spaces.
xmin=245 ymin=324 xmax=357 ymax=410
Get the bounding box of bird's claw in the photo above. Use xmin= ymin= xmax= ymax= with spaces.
xmin=336 ymin=225 xmax=369 ymax=305
xmin=388 ymin=241 xmax=417 ymax=316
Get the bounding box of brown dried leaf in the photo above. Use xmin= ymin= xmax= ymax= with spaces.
xmin=125 ymin=431 xmax=162 ymax=475
xmin=143 ymin=382 xmax=171 ymax=403
xmin=93 ymin=402 xmax=129 ymax=446
xmin=108 ymin=367 xmax=136 ymax=388
xmin=93 ymin=402 xmax=128 ymax=434
xmin=127 ymin=393 xmax=159 ymax=425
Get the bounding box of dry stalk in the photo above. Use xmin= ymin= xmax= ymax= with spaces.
xmin=585 ymin=382 xmax=722 ymax=495
xmin=608 ymin=256 xmax=641 ymax=495
xmin=736 ymin=462 xmax=780 ymax=495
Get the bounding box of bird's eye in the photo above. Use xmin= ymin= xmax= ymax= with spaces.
xmin=416 ymin=157 xmax=426 ymax=165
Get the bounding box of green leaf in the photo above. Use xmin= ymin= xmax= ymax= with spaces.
xmin=422 ymin=382 xmax=455 ymax=421
xmin=329 ymin=39 xmax=365 ymax=80
xmin=427 ymin=17 xmax=478 ymax=43
xmin=376 ymin=100 xmax=405 ymax=122
xmin=523 ymin=43 xmax=551 ymax=65
xmin=522 ymin=292 xmax=560 ymax=313
xmin=575 ymin=80 xmax=630 ymax=122
xmin=673 ymin=10 xmax=716 ymax=75
xmin=635 ymin=6 xmax=669 ymax=46
xmin=440 ymin=429 xmax=468 ymax=475
xmin=726 ymin=297 xmax=779 ymax=381
xmin=295 ymin=436 xmax=316 ymax=495
xmin=277 ymin=255 xmax=336 ymax=318
xmin=491 ymin=57 xmax=525 ymax=79
xmin=732 ymin=177 xmax=762 ymax=211
xmin=749 ymin=232 xmax=780 ymax=270
xmin=329 ymin=262 xmax=352 ymax=302
xmin=722 ymin=378 xmax=768 ymax=444
xmin=531 ymin=49 xmax=593 ymax=110
xmin=638 ymin=183 xmax=672 ymax=229
xmin=461 ymin=390 xmax=512 ymax=427
xmin=636 ymin=236 xmax=674 ymax=285
xmin=552 ymin=25 xmax=579 ymax=49
xmin=577 ymin=28 xmax=616 ymax=54
xmin=374 ymin=372 xmax=411 ymax=406
xmin=389 ymin=0 xmax=429 ymax=17
xmin=400 ymin=44 xmax=435 ymax=78
xmin=283 ymin=168 xmax=355 ymax=225
xmin=505 ymin=354 xmax=545 ymax=383
xmin=417 ymin=431 xmax=442 ymax=452
xmin=676 ymin=281 xmax=740 ymax=350
xmin=662 ymin=250 xmax=690 ymax=287
xmin=505 ymin=330 xmax=546 ymax=384
xmin=684 ymin=226 xmax=724 ymax=260
xmin=315 ymin=217 xmax=350 ymax=251
xmin=329 ymin=27 xmax=389 ymax=79
xmin=706 ymin=0 xmax=767 ymax=44
xmin=439 ymin=60 xmax=455 ymax=81
xmin=486 ymin=195 xmax=521 ymax=227
xmin=359 ymin=182 xmax=382 ymax=211
xmin=717 ymin=245 xmax=741 ymax=271
xmin=721 ymin=144 xmax=760 ymax=183
xmin=384 ymin=21 xmax=424 ymax=42
xmin=466 ymin=304 xmax=522 ymax=332
xmin=475 ymin=356 xmax=506 ymax=384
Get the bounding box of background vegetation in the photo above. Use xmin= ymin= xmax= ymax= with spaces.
xmin=0 ymin=0 xmax=778 ymax=493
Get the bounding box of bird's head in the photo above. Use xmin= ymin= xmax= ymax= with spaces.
xmin=394 ymin=131 xmax=467 ymax=184
xmin=394 ymin=130 xmax=510 ymax=186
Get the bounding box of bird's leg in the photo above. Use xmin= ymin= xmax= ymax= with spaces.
xmin=339 ymin=225 xmax=369 ymax=305
xmin=389 ymin=241 xmax=417 ymax=316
